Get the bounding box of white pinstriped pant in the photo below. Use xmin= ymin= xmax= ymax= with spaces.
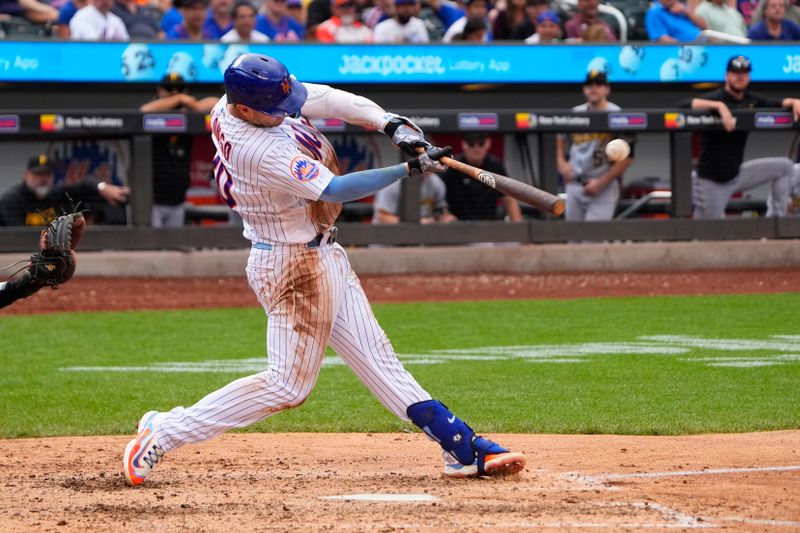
xmin=153 ymin=242 xmax=431 ymax=452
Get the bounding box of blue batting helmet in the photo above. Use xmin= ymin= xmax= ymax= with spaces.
xmin=224 ymin=54 xmax=307 ymax=117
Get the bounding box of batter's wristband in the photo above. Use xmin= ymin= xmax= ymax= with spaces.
xmin=384 ymin=119 xmax=401 ymax=137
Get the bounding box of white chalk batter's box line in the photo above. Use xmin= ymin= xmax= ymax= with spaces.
xmin=60 ymin=334 xmax=800 ymax=373
xmin=316 ymin=494 xmax=800 ymax=529
xmin=553 ymin=465 xmax=800 ymax=529
xmin=317 ymin=465 xmax=800 ymax=528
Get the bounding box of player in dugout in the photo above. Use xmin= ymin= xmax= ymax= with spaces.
xmin=0 ymin=154 xmax=129 ymax=227
xmin=438 ymin=132 xmax=523 ymax=222
xmin=557 ymin=70 xmax=635 ymax=221
xmin=140 ymin=73 xmax=219 ymax=228
xmin=681 ymin=55 xmax=800 ymax=219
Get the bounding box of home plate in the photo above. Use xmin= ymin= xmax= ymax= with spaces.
xmin=321 ymin=493 xmax=438 ymax=503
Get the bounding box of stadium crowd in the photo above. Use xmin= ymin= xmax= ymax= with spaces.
xmin=1 ymin=0 xmax=799 ymax=41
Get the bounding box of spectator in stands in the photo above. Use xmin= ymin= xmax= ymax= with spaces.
xmin=442 ymin=0 xmax=490 ymax=41
xmin=223 ymin=0 xmax=269 ymax=41
xmin=112 ymin=0 xmax=162 ymax=38
xmin=56 ymin=0 xmax=86 ymax=37
xmin=439 ymin=133 xmax=523 ymax=222
xmin=203 ymin=0 xmax=233 ymax=38
xmin=1 ymin=0 xmax=58 ymax=25
xmin=490 ymin=0 xmax=528 ymax=39
xmin=166 ymin=0 xmax=213 ymax=39
xmin=373 ymin=0 xmax=429 ymax=41
xmin=524 ymin=9 xmax=561 ymax=41
xmin=581 ymin=20 xmax=612 ymax=39
xmin=694 ymin=0 xmax=746 ymax=37
xmin=0 ymin=154 xmax=129 ymax=227
xmin=256 ymin=0 xmax=305 ymax=40
xmin=140 ymin=73 xmax=218 ymax=228
xmin=372 ymin=172 xmax=457 ymax=225
xmin=456 ymin=13 xmax=488 ymax=38
xmin=751 ymin=0 xmax=800 ymax=23
xmin=316 ymin=0 xmax=373 ymax=41
xmin=680 ymin=56 xmax=800 ymax=219
xmin=557 ymin=71 xmax=634 ymax=222
xmin=160 ymin=0 xmax=183 ymax=33
xmin=305 ymin=0 xmax=331 ymax=36
xmin=286 ymin=0 xmax=304 ymax=25
xmin=737 ymin=0 xmax=759 ymax=24
xmin=564 ymin=0 xmax=616 ymax=40
xmin=646 ymin=0 xmax=706 ymax=41
xmin=70 ymin=0 xmax=130 ymax=39
xmin=363 ymin=0 xmax=392 ymax=27
xmin=748 ymin=0 xmax=800 ymax=38
xmin=509 ymin=0 xmax=550 ymax=40
xmin=418 ymin=0 xmax=466 ymax=40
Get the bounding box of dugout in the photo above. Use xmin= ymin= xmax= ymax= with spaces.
xmin=1 ymin=41 xmax=799 ymax=250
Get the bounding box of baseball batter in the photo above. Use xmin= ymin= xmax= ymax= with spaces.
xmin=123 ymin=53 xmax=526 ymax=485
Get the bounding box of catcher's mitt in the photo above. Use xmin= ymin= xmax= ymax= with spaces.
xmin=27 ymin=209 xmax=86 ymax=289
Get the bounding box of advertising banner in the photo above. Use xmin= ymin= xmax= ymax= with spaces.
xmin=0 ymin=42 xmax=797 ymax=84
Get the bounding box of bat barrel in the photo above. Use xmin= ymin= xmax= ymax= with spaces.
xmin=440 ymin=155 xmax=563 ymax=216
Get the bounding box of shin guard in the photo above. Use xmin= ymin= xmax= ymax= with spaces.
xmin=407 ymin=399 xmax=511 ymax=474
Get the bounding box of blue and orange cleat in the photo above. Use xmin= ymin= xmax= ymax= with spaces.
xmin=123 ymin=410 xmax=165 ymax=486
xmin=442 ymin=437 xmax=526 ymax=478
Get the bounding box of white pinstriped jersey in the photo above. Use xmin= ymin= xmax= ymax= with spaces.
xmin=210 ymin=93 xmax=343 ymax=245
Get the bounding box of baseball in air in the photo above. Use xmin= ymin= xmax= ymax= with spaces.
xmin=605 ymin=139 xmax=631 ymax=162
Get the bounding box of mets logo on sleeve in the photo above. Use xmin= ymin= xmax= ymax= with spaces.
xmin=290 ymin=156 xmax=320 ymax=182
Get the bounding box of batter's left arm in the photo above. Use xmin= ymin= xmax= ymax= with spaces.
xmin=300 ymin=82 xmax=390 ymax=131
xmin=300 ymin=82 xmax=428 ymax=155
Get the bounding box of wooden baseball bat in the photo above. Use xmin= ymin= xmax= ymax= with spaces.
xmin=432 ymin=153 xmax=565 ymax=216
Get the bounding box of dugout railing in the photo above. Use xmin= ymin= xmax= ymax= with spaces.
xmin=0 ymin=107 xmax=799 ymax=251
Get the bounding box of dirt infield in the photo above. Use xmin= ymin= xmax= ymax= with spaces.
xmin=2 ymin=269 xmax=799 ymax=530
xmin=2 ymin=268 xmax=799 ymax=315
xmin=1 ymin=431 xmax=798 ymax=531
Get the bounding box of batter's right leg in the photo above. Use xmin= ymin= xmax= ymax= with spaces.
xmin=327 ymin=248 xmax=525 ymax=478
xmin=326 ymin=250 xmax=431 ymax=420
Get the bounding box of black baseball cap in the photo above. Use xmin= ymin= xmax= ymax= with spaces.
xmin=726 ymin=55 xmax=751 ymax=73
xmin=584 ymin=69 xmax=608 ymax=85
xmin=27 ymin=154 xmax=54 ymax=174
xmin=159 ymin=72 xmax=186 ymax=91
xmin=463 ymin=132 xmax=489 ymax=144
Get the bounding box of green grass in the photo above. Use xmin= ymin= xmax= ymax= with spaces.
xmin=1 ymin=293 xmax=798 ymax=438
